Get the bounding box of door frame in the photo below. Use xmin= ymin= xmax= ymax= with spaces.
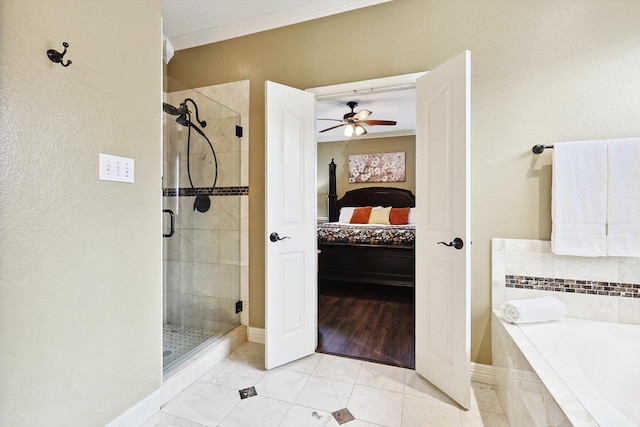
xmin=306 ymin=69 xmax=471 ymax=394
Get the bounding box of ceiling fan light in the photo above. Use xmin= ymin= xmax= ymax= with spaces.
xmin=355 ymin=125 xmax=366 ymax=136
xmin=354 ymin=110 xmax=372 ymax=121
xmin=344 ymin=124 xmax=355 ymax=137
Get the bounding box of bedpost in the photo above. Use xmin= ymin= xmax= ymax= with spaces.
xmin=328 ymin=159 xmax=338 ymax=222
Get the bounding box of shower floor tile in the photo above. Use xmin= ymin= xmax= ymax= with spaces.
xmin=163 ymin=324 xmax=219 ymax=367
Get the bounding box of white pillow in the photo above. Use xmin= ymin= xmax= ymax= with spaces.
xmin=338 ymin=207 xmax=356 ymax=223
xmin=408 ymin=207 xmax=417 ymax=224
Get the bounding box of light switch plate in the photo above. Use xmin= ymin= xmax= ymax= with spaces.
xmin=99 ymin=153 xmax=134 ymax=183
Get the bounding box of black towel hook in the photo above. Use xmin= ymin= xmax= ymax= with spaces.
xmin=47 ymin=42 xmax=72 ymax=67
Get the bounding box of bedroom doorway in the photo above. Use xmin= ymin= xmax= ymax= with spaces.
xmin=308 ymin=73 xmax=422 ymax=369
xmin=265 ymin=50 xmax=470 ymax=408
xmin=306 ymin=51 xmax=471 ymax=408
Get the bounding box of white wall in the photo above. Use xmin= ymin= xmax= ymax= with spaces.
xmin=0 ymin=1 xmax=162 ymax=425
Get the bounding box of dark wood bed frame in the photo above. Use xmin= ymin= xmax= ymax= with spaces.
xmin=318 ymin=159 xmax=416 ymax=287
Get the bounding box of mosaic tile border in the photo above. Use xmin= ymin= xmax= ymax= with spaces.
xmin=163 ymin=186 xmax=249 ymax=197
xmin=505 ymin=275 xmax=640 ymax=298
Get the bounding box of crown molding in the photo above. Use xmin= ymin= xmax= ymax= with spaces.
xmin=169 ymin=0 xmax=391 ymax=51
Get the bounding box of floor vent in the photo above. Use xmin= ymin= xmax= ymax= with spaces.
xmin=332 ymin=408 xmax=355 ymax=425
xmin=238 ymin=386 xmax=257 ymax=400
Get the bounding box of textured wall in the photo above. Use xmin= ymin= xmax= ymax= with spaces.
xmin=168 ymin=0 xmax=640 ymax=364
xmin=0 ymin=1 xmax=162 ymax=425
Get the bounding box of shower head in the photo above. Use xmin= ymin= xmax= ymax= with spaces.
xmin=163 ymin=102 xmax=186 ymax=116
xmin=164 ymin=98 xmax=219 ymax=204
xmin=163 ymin=99 xmax=207 ymax=128
xmin=176 ymin=114 xmax=190 ymax=127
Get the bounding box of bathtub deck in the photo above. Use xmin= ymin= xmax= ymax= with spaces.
xmin=492 ymin=312 xmax=597 ymax=427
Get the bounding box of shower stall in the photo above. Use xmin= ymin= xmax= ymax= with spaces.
xmin=162 ymin=77 xmax=242 ymax=373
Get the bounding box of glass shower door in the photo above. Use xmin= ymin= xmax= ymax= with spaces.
xmin=162 ymin=77 xmax=242 ymax=373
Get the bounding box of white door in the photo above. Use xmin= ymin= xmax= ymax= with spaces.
xmin=415 ymin=51 xmax=471 ymax=408
xmin=265 ymin=81 xmax=317 ymax=369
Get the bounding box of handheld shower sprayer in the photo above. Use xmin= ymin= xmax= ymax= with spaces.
xmin=162 ymin=97 xmax=218 ymax=213
xmin=163 ymin=99 xmax=206 ymax=128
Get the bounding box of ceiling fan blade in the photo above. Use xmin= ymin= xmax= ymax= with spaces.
xmin=362 ymin=120 xmax=397 ymax=126
xmin=353 ymin=110 xmax=372 ymax=121
xmin=317 ymin=118 xmax=344 ymax=122
xmin=319 ymin=123 xmax=347 ymax=133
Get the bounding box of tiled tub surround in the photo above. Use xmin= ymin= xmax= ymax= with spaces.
xmin=492 ymin=239 xmax=640 ymax=323
xmin=491 ymin=238 xmax=640 ymax=427
xmin=505 ymin=275 xmax=640 ymax=298
xmin=492 ymin=313 xmax=575 ymax=427
xmin=493 ymin=312 xmax=640 ymax=427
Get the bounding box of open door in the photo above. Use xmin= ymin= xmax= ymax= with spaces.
xmin=415 ymin=51 xmax=471 ymax=408
xmin=265 ymin=81 xmax=317 ymax=369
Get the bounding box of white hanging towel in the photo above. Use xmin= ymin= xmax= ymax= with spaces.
xmin=552 ymin=140 xmax=608 ymax=256
xmin=607 ymin=137 xmax=640 ymax=256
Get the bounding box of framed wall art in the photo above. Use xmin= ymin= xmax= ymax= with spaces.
xmin=348 ymin=152 xmax=406 ymax=183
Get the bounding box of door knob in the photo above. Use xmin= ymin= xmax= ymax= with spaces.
xmin=269 ymin=232 xmax=291 ymax=242
xmin=437 ymin=237 xmax=464 ymax=250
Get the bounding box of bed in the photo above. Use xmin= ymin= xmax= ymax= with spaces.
xmin=317 ymin=160 xmax=415 ymax=287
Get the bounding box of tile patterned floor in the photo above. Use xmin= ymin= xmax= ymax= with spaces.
xmin=142 ymin=342 xmax=509 ymax=427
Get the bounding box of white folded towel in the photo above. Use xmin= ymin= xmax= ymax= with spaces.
xmin=552 ymin=140 xmax=608 ymax=256
xmin=500 ymin=296 xmax=566 ymax=324
xmin=607 ymin=137 xmax=640 ymax=256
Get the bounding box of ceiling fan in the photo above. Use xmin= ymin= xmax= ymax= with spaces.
xmin=318 ymin=101 xmax=397 ymax=137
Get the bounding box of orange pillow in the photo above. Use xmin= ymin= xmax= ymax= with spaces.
xmin=389 ymin=207 xmax=411 ymax=225
xmin=349 ymin=206 xmax=373 ymax=224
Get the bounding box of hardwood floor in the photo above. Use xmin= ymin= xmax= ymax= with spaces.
xmin=317 ymin=281 xmax=415 ymax=369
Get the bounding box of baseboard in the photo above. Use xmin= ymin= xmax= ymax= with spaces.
xmin=106 ymin=389 xmax=161 ymax=427
xmin=470 ymin=362 xmax=494 ymax=385
xmin=248 ymin=327 xmax=265 ymax=344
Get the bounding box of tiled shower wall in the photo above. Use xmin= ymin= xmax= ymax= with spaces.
xmin=492 ymin=238 xmax=640 ymax=324
xmin=196 ymin=81 xmax=249 ymax=328
xmin=163 ymin=81 xmax=250 ymax=330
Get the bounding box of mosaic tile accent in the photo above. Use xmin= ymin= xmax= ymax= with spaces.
xmin=163 ymin=186 xmax=249 ymax=197
xmin=506 ymin=275 xmax=640 ymax=298
xmin=332 ymin=408 xmax=355 ymax=425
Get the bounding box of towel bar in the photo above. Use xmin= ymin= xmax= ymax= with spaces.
xmin=532 ymin=144 xmax=554 ymax=154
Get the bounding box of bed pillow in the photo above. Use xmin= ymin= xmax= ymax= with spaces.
xmin=368 ymin=207 xmax=391 ymax=224
xmin=408 ymin=207 xmax=417 ymax=224
xmin=389 ymin=207 xmax=411 ymax=225
xmin=349 ymin=206 xmax=373 ymax=224
xmin=338 ymin=207 xmax=356 ymax=223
